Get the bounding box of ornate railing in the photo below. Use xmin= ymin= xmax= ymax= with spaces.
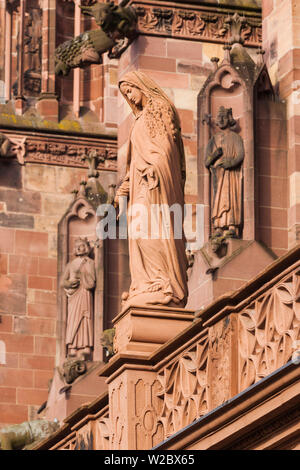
xmin=35 ymin=245 xmax=300 ymax=450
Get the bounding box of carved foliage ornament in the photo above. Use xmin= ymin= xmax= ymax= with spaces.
xmin=135 ymin=7 xmax=261 ymax=46
xmin=239 ymin=269 xmax=300 ymax=391
xmin=0 ymin=133 xmax=117 ymax=169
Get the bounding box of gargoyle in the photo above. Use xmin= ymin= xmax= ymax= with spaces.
xmin=55 ymin=0 xmax=137 ymax=76
xmin=0 ymin=420 xmax=59 ymax=450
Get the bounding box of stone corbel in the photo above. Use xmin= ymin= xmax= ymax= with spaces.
xmin=0 ymin=133 xmax=26 ymax=164
xmin=8 ymin=136 xmax=27 ymax=164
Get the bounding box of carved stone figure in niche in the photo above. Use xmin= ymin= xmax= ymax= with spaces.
xmin=24 ymin=10 xmax=42 ymax=73
xmin=115 ymin=71 xmax=188 ymax=308
xmin=55 ymin=0 xmax=137 ymax=76
xmin=62 ymin=237 xmax=96 ymax=360
xmin=23 ymin=9 xmax=42 ymax=95
xmin=205 ymin=106 xmax=245 ymax=239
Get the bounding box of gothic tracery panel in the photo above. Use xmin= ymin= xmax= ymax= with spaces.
xmin=238 ymin=268 xmax=300 ymax=391
xmin=155 ymin=335 xmax=209 ymax=440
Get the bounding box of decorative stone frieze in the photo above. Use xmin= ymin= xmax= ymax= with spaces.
xmin=133 ymin=2 xmax=262 ymax=47
xmin=0 ymin=130 xmax=117 ymax=169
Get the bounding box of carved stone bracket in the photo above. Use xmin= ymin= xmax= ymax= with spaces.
xmin=133 ymin=2 xmax=262 ymax=47
xmin=60 ymin=358 xmax=87 ymax=384
xmin=6 ymin=136 xmax=26 ymax=164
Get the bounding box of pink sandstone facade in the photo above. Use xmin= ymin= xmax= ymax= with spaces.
xmin=0 ymin=0 xmax=299 ymax=451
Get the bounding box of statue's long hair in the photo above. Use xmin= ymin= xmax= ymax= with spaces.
xmin=119 ymin=71 xmax=186 ymax=183
xmin=119 ymin=71 xmax=179 ymax=123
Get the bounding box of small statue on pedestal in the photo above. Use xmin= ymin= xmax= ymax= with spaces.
xmin=62 ymin=237 xmax=96 ymax=360
xmin=205 ymin=106 xmax=245 ymax=241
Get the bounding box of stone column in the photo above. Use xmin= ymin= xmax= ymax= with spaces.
xmin=14 ymin=0 xmax=26 ymax=114
xmin=73 ymin=0 xmax=81 ymax=118
xmin=2 ymin=0 xmax=11 ymax=102
xmin=102 ymin=305 xmax=194 ymax=450
xmin=262 ymin=0 xmax=300 ymax=249
xmin=36 ymin=0 xmax=59 ymax=121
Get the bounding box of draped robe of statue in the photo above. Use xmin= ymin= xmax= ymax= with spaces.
xmin=205 ymin=127 xmax=244 ymax=235
xmin=63 ymin=255 xmax=96 ymax=356
xmin=116 ymin=71 xmax=188 ymax=308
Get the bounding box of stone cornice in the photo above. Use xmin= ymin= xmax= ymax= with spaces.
xmin=131 ymin=0 xmax=262 ymax=47
xmin=142 ymin=0 xmax=262 ymax=12
xmin=0 ymin=128 xmax=117 ymax=170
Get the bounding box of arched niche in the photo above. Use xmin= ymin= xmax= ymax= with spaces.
xmin=57 ymin=195 xmax=105 ymax=365
xmin=198 ymin=46 xmax=257 ymax=243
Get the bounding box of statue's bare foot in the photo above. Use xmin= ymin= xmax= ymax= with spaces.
xmin=121 ymin=291 xmax=129 ymax=303
xmin=161 ymin=295 xmax=172 ymax=305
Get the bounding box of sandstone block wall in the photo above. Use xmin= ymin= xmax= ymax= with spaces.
xmin=0 ymin=161 xmax=115 ymax=427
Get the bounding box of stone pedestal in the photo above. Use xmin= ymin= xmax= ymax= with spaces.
xmin=14 ymin=96 xmax=26 ymax=115
xmin=113 ymin=305 xmax=195 ymax=356
xmin=186 ymin=239 xmax=276 ymax=311
xmin=101 ymin=305 xmax=195 ymax=450
xmin=36 ymin=93 xmax=59 ymax=122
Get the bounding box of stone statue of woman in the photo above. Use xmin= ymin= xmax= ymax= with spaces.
xmin=205 ymin=106 xmax=245 ymax=239
xmin=62 ymin=238 xmax=96 ymax=359
xmin=115 ymin=71 xmax=188 ymax=309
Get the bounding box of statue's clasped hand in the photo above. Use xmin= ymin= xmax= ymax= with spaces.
xmin=214 ymin=147 xmax=223 ymax=159
xmin=142 ymin=166 xmax=159 ymax=190
xmin=69 ymin=279 xmax=80 ymax=288
xmin=216 ymin=157 xmax=234 ymax=169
